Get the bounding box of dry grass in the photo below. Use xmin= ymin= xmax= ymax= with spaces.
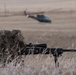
xmin=0 ymin=31 xmax=76 ymax=75
xmin=0 ymin=54 xmax=76 ymax=75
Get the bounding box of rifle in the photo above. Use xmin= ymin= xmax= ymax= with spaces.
xmin=21 ymin=43 xmax=76 ymax=67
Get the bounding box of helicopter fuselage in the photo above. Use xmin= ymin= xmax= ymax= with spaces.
xmin=29 ymin=14 xmax=51 ymax=23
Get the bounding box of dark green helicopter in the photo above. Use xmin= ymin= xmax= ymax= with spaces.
xmin=0 ymin=9 xmax=51 ymax=23
xmin=24 ymin=11 xmax=51 ymax=23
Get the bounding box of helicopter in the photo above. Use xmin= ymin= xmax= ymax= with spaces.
xmin=24 ymin=11 xmax=51 ymax=23
xmin=0 ymin=8 xmax=61 ymax=23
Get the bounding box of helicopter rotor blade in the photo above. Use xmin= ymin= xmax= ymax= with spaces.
xmin=0 ymin=8 xmax=62 ymax=17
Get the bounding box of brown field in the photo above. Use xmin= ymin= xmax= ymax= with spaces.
xmin=0 ymin=1 xmax=76 ymax=75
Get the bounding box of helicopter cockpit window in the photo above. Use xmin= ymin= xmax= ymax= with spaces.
xmin=37 ymin=15 xmax=44 ymax=17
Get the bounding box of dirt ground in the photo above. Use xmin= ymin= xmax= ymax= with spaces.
xmin=0 ymin=10 xmax=76 ymax=48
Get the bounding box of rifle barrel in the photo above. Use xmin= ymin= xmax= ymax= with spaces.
xmin=63 ymin=49 xmax=76 ymax=52
xmin=45 ymin=48 xmax=76 ymax=54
